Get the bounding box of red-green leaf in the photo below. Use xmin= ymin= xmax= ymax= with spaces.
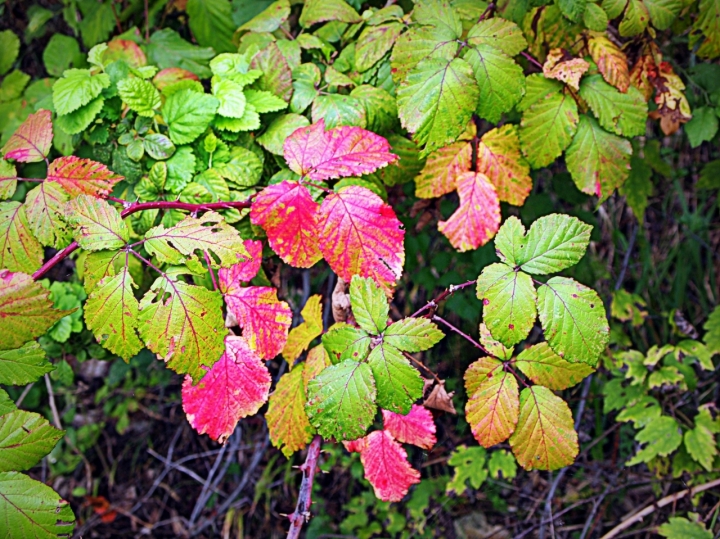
xmin=218 ymin=239 xmax=263 ymax=287
xmin=509 ymin=386 xmax=578 ymax=470
xmin=0 ymin=202 xmax=43 ymax=274
xmin=1 ymin=110 xmax=53 ymax=163
xmin=224 ymin=285 xmax=292 ymax=359
xmin=24 ymin=182 xmax=70 ymax=248
xmin=414 ymin=141 xmax=472 ymax=199
xmin=182 ymin=336 xmax=271 ymax=443
xmin=438 ymin=172 xmax=500 ymax=252
xmin=267 ymin=364 xmax=316 ymax=457
xmin=465 ymin=357 xmax=519 ymax=447
xmin=47 ymin=156 xmax=123 ymax=198
xmin=250 ymin=181 xmax=322 ymax=268
xmin=359 ymin=430 xmax=421 ymax=502
xmin=476 ymin=125 xmax=532 ymax=206
xmin=382 ymin=405 xmax=437 ymax=450
xmin=514 ymin=343 xmax=595 ymax=390
xmin=0 ymin=270 xmax=72 ymax=351
xmin=283 ymin=295 xmax=323 ymax=362
xmin=283 ymin=120 xmax=398 ymax=181
xmin=319 ymin=186 xmax=404 ymax=291
xmin=0 ymin=160 xmax=16 ymax=200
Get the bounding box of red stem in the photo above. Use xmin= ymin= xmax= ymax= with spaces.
xmin=522 ymin=51 xmax=544 ymax=70
xmin=411 ymin=280 xmax=477 ymax=318
xmin=286 ymin=435 xmax=322 ymax=539
xmin=31 ymin=197 xmax=253 ymax=282
xmin=432 ymin=315 xmax=489 ymax=355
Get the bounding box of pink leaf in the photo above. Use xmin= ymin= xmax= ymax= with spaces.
xmin=218 ymin=239 xmax=263 ymax=291
xmin=360 ymin=430 xmax=421 ymax=502
xmin=343 ymin=437 xmax=367 ymax=453
xmin=438 ymin=172 xmax=500 ymax=252
xmin=382 ymin=405 xmax=437 ymax=450
xmin=182 ymin=336 xmax=271 ymax=443
xmin=318 ymin=186 xmax=405 ymax=291
xmin=153 ymin=68 xmax=199 ymax=91
xmin=283 ymin=120 xmax=398 ymax=181
xmin=224 ymin=285 xmax=292 ymax=359
xmin=47 ymin=156 xmax=124 ymax=198
xmin=2 ymin=110 xmax=53 ymax=163
xmin=249 ymin=182 xmax=322 ymax=268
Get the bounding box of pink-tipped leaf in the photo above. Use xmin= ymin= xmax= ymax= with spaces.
xmin=2 ymin=110 xmax=53 ymax=163
xmin=218 ymin=239 xmax=263 ymax=290
xmin=47 ymin=156 xmax=123 ymax=198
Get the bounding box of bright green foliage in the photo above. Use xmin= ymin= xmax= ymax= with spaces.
xmin=187 ymin=0 xmax=236 ymax=53
xmin=0 ymin=31 xmax=20 ymax=76
xmin=518 ymin=214 xmax=592 ymax=274
xmin=0 ymin=472 xmax=76 ymax=537
xmin=52 ymin=69 xmax=110 ymax=116
xmin=147 ymin=29 xmax=215 ymax=78
xmin=464 ymin=45 xmax=524 ymax=124
xmin=367 ymin=342 xmax=424 ymax=414
xmin=683 ymin=406 xmax=719 ymax=471
xmin=322 ymin=325 xmax=371 ymax=364
xmin=658 ymin=517 xmax=713 ymax=539
xmin=117 ymin=78 xmax=162 ymax=117
xmin=578 ymin=75 xmax=647 ymax=137
xmin=626 ymin=415 xmax=682 ymax=465
xmin=384 ymin=318 xmax=444 ymax=353
xmin=703 ymin=306 xmax=720 ymax=354
xmin=446 ymin=446 xmax=488 ymax=494
xmin=162 ymin=89 xmax=220 ymax=145
xmin=685 ymin=107 xmax=719 ymax=148
xmin=0 ymin=411 xmax=63 ymax=472
xmin=487 ymin=450 xmax=517 ymax=480
xmin=0 ymin=342 xmax=53 ymax=385
xmin=350 ymin=274 xmax=388 ymax=334
xmin=519 ymin=91 xmax=578 ymax=168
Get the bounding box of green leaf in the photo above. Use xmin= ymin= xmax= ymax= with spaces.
xmin=66 ymin=195 xmax=129 ymax=251
xmin=239 ymin=0 xmax=291 ymax=33
xmin=349 ymin=276 xmax=388 ymax=334
xmin=658 ymin=517 xmax=713 ymax=539
xmin=519 ymin=90 xmax=578 ymax=168
xmin=166 ymin=146 xmax=196 ymax=193
xmin=397 ymin=57 xmax=479 ymax=155
xmin=147 ymin=29 xmax=215 ymax=78
xmin=494 ymin=216 xmax=525 ymax=267
xmin=0 ymin=471 xmax=75 ymax=537
xmin=557 ymin=0 xmax=587 ymax=21
xmin=509 ymin=386 xmax=578 ymax=470
xmin=215 ymin=146 xmax=263 ymax=188
xmin=85 ymin=268 xmax=143 ymax=361
xmin=467 ymin=18 xmax=527 ymax=56
xmin=644 ymin=0 xmax=682 ymax=29
xmin=626 ymin=415 xmax=682 ymax=465
xmin=0 ymin=341 xmax=53 ymax=385
xmin=384 ymin=318 xmax=444 ymax=352
xmin=251 ymin=42 xmax=293 ymax=102
xmin=144 ymin=211 xmax=247 ymax=267
xmin=517 ymin=73 xmax=563 ymax=112
xmin=306 ymin=359 xmax=376 ymax=440
xmin=245 ymin=90 xmax=288 ymax=113
xmin=584 ymin=3 xmax=609 ymax=30
xmin=618 ymin=0 xmax=650 ymax=36
xmin=0 ymin=70 xmax=30 ymax=102
xmin=619 ymin=154 xmax=653 ymax=223
xmin=117 ymin=78 xmax=162 ymax=117
xmin=566 ymin=115 xmax=632 ymax=200
xmin=517 ymin=214 xmax=592 ymax=274
xmin=684 ymin=414 xmax=717 ymax=471
xmin=143 ymin=134 xmax=175 ymax=160
xmin=52 ymin=69 xmax=110 ymax=116
xmin=258 ymin=114 xmax=310 ymax=155
xmin=464 ymin=45 xmax=525 ymax=124
xmin=476 ymin=263 xmax=537 ymax=346
xmin=78 ymin=1 xmax=114 ymax=47
xmin=0 ymin=389 xmax=16 ymax=415
xmin=290 ymin=63 xmax=320 ymax=114
xmin=685 ymin=106 xmax=719 ymax=148
xmin=55 ymin=96 xmax=104 ymax=135
xmin=187 ymin=0 xmax=236 ymax=53
xmin=0 ymin=202 xmax=43 ymax=274
xmin=138 ymin=278 xmax=227 ymax=381
xmin=311 ymin=94 xmax=366 ymax=128
xmin=367 ymin=342 xmax=423 ymax=414
xmin=537 ymin=277 xmax=609 ymax=365
xmin=412 ymin=0 xmax=463 ymax=37
xmin=390 ymin=26 xmax=459 ymax=84
xmin=0 ymin=160 xmax=16 ymax=200
xmin=488 ymin=449 xmax=517 ymax=480
xmin=299 ymin=0 xmax=362 ymax=27
xmin=354 ymin=23 xmax=404 ymax=73
xmin=578 ymin=74 xmax=647 ymax=137
xmin=162 ymin=89 xmax=219 ymax=145
xmin=446 ymin=446 xmax=488 ymax=494
xmin=42 ymin=34 xmax=82 ymax=78
xmin=0 ymin=411 xmax=63 ymax=472
xmin=213 ymin=79 xmax=247 ymax=120
xmin=478 ymin=323 xmax=513 ymax=360
xmin=514 ymin=342 xmax=595 ymax=390
xmin=349 ymin=85 xmax=398 ymax=134
xmin=0 ymin=31 xmax=20 ymax=76
xmin=322 ymin=325 xmax=371 ymax=363
xmin=703 ymin=305 xmax=720 ymax=354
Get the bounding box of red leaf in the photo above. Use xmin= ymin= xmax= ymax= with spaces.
xmin=182 ymin=335 xmax=271 ymax=443
xmin=360 ymin=430 xmax=420 ymax=502
xmin=2 ymin=110 xmax=53 ymax=163
xmin=343 ymin=437 xmax=367 ymax=453
xmin=438 ymin=172 xmax=500 ymax=252
xmin=224 ymin=285 xmax=292 ymax=359
xmin=382 ymin=405 xmax=437 ymax=450
xmin=283 ymin=119 xmax=398 ymax=181
xmin=250 ymin=182 xmax=322 ymax=268
xmin=153 ymin=68 xmax=199 ymax=91
xmin=47 ymin=156 xmax=123 ymax=198
xmin=218 ymin=239 xmax=263 ymax=290
xmin=318 ymin=186 xmax=405 ymax=291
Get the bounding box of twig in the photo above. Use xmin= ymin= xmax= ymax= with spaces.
xmin=15 ymin=383 xmax=34 ymax=408
xmin=402 ymin=351 xmax=441 ymax=383
xmin=600 ymin=477 xmax=720 ymax=539
xmin=615 ymin=225 xmax=637 ymax=291
xmin=147 ymin=448 xmax=226 ymax=496
xmin=44 ymin=374 xmax=62 ymax=430
xmin=411 ymin=280 xmax=476 ymax=318
xmin=287 ymin=435 xmax=323 ymax=539
xmin=432 ymin=315 xmax=489 ymax=354
xmin=129 ymin=427 xmax=183 ymax=514
xmin=580 ymin=483 xmax=613 ymax=539
xmin=203 ymin=251 xmax=219 ymax=291
xmin=521 ymin=51 xmax=544 ymax=69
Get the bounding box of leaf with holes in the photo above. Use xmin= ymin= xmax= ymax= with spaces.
xmin=509 ymin=386 xmax=578 ymax=470
xmin=318 ymin=186 xmax=405 ymax=291
xmin=0 ymin=342 xmax=53 ymax=385
xmin=359 ymin=430 xmax=421 ymax=502
xmin=182 ymin=336 xmax=271 ymax=443
xmin=465 ymin=357 xmax=519 ymax=447
xmin=306 ymin=359 xmax=376 ymax=440
xmin=283 ymin=120 xmax=397 ymax=180
xmin=250 ymin=181 xmax=322 ymax=268
xmin=218 ymin=239 xmax=263 ymax=288
xmin=84 ymin=268 xmax=143 ymax=361
xmin=514 ymin=342 xmax=595 ymax=390
xmin=516 ymin=214 xmax=592 ymax=274
xmin=367 ymin=342 xmax=423 ymax=414
xmin=0 ymin=411 xmax=63 ymax=472
xmin=65 ymin=195 xmax=128 ymax=251
xmin=414 ymin=141 xmax=472 ymax=199
xmin=476 ymin=125 xmax=532 ymax=206
xmin=0 ymin=202 xmax=43 ymax=274
xmin=536 ymin=277 xmax=609 ymax=365
xmin=283 ymin=295 xmax=324 ymax=363
xmin=382 ymin=405 xmax=436 ymax=449
xmin=542 ymin=49 xmax=589 ymax=91
xmin=223 ymin=285 xmax=292 ymax=359
xmin=267 ymin=364 xmax=316 ymax=456
xmin=47 ymin=156 xmax=123 ymax=198
xmin=138 ymin=277 xmax=227 ymax=381
xmin=1 ymin=110 xmax=52 ymax=163
xmin=384 ymin=318 xmax=444 ymax=353
xmin=438 ymin=172 xmax=500 ymax=252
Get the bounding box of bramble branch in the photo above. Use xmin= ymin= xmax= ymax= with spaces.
xmin=411 ymin=279 xmax=477 ymax=318
xmin=286 ymin=435 xmax=323 ymax=539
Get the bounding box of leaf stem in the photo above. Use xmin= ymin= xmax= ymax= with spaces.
xmin=521 ymin=51 xmax=544 ymax=70
xmin=432 ymin=315 xmax=489 ymax=355
xmin=203 ymin=250 xmax=219 ymax=292
xmin=411 ymin=280 xmax=477 ymax=318
xmin=402 ymin=350 xmax=442 ymax=383
xmin=286 ymin=435 xmax=323 ymax=539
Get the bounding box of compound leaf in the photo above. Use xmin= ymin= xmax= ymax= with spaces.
xmin=517 ymin=213 xmax=592 ymax=274
xmin=367 ymin=342 xmax=423 ymax=414
xmin=514 ymin=342 xmax=595 ymax=390
xmin=267 ymin=363 xmax=315 ymax=457
xmin=359 ymin=430 xmax=421 ymax=502
xmin=626 ymin=415 xmax=682 ymax=465
xmin=494 ymin=215 xmax=526 ymax=267
xmin=47 ymin=156 xmax=123 ymax=198
xmin=0 ymin=411 xmax=63 ymax=472
xmin=322 ymin=325 xmax=371 ymax=363
xmin=1 ymin=110 xmax=53 ymax=163
xmin=282 ymin=295 xmax=324 ymax=362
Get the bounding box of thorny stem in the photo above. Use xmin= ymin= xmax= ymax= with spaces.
xmin=521 ymin=51 xmax=544 ymax=70
xmin=286 ymin=435 xmax=323 ymax=539
xmin=410 ymin=280 xmax=477 ymax=318
xmin=432 ymin=315 xmax=490 ymax=355
xmin=31 ymin=196 xmax=253 ymax=282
